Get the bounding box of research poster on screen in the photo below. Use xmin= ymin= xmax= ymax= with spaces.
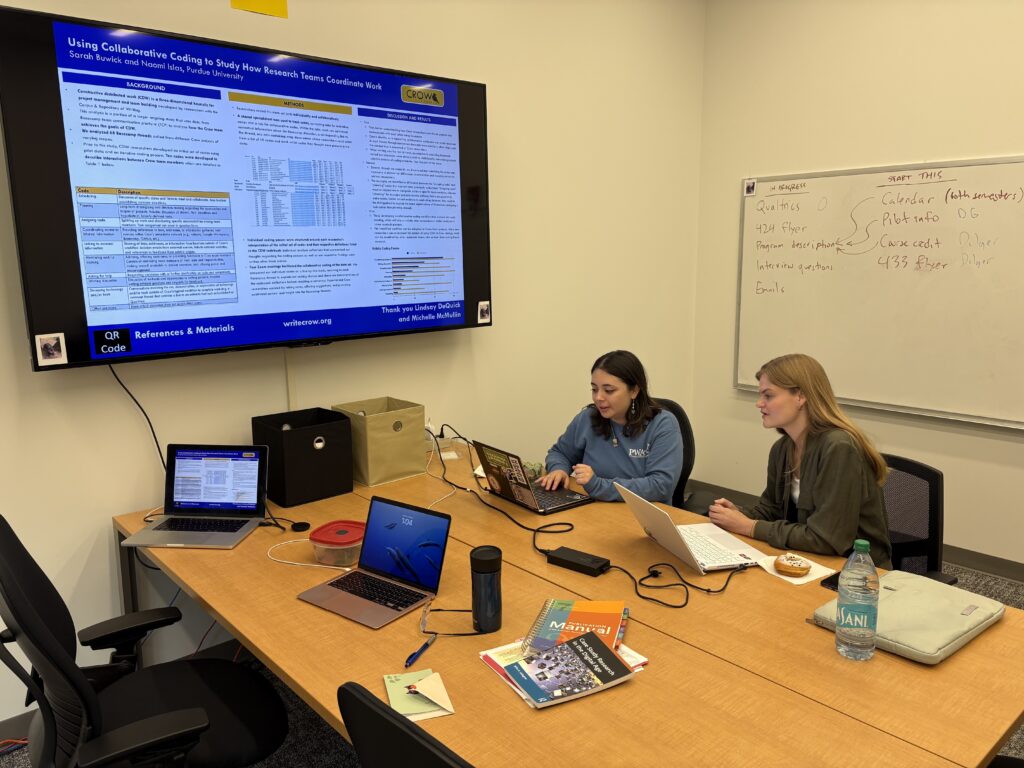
xmin=51 ymin=22 xmax=466 ymax=357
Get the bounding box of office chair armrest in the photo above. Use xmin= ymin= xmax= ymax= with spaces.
xmin=78 ymin=607 xmax=182 ymax=651
xmin=76 ymin=707 xmax=209 ymax=768
xmin=682 ymin=480 xmax=761 ymax=516
xmin=681 ymin=488 xmax=718 ymax=516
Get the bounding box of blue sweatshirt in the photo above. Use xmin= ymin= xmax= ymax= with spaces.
xmin=545 ymin=408 xmax=683 ymax=503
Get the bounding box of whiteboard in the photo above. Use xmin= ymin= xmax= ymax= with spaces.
xmin=735 ymin=157 xmax=1024 ymax=429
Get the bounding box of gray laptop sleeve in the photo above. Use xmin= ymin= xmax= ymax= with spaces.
xmin=812 ymin=570 xmax=1005 ymax=664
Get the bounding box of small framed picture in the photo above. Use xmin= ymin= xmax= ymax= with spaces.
xmin=743 ymin=178 xmax=757 ymax=196
xmin=477 ymin=300 xmax=491 ymax=324
xmin=35 ymin=332 xmax=67 ymax=367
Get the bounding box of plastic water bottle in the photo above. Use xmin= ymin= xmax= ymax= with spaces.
xmin=835 ymin=539 xmax=879 ymax=660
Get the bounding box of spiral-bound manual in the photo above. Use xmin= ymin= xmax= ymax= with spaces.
xmin=520 ymin=598 xmax=626 ymax=654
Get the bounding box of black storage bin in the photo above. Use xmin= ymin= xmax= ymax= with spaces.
xmin=252 ymin=407 xmax=353 ymax=507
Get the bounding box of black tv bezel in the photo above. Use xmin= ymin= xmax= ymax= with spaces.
xmin=0 ymin=6 xmax=491 ymax=371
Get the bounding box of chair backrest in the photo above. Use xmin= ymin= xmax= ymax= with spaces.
xmin=881 ymin=454 xmax=944 ymax=574
xmin=653 ymin=398 xmax=695 ymax=508
xmin=0 ymin=515 xmax=103 ymax=768
xmin=337 ymin=682 xmax=473 ymax=768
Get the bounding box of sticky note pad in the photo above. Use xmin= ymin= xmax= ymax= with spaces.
xmin=230 ymin=0 xmax=288 ymax=18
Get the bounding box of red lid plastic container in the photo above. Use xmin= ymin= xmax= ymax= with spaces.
xmin=310 ymin=520 xmax=365 ymax=567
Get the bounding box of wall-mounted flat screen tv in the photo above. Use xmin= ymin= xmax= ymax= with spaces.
xmin=0 ymin=7 xmax=490 ymax=370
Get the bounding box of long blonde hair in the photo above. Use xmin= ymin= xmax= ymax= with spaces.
xmin=757 ymin=354 xmax=888 ymax=486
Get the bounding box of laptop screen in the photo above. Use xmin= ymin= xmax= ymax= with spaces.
xmin=165 ymin=445 xmax=268 ymax=516
xmin=474 ymin=441 xmax=538 ymax=507
xmin=359 ymin=498 xmax=452 ymax=593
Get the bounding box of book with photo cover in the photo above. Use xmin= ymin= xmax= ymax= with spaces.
xmin=479 ymin=639 xmax=533 ymax=701
xmin=521 ymin=598 xmax=626 ymax=654
xmin=503 ymin=630 xmax=635 ymax=708
xmin=481 ymin=637 xmax=647 ymax=694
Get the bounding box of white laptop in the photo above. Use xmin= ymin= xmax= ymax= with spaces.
xmin=614 ymin=482 xmax=758 ymax=575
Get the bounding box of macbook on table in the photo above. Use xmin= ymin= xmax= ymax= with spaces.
xmin=615 ymin=482 xmax=756 ymax=575
xmin=298 ymin=496 xmax=452 ymax=629
xmin=120 ymin=444 xmax=269 ymax=550
xmin=474 ymin=440 xmax=593 ymax=515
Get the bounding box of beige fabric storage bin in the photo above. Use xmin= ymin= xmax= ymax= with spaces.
xmin=332 ymin=396 xmax=425 ymax=485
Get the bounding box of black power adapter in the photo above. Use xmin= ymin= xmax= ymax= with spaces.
xmin=546 ymin=546 xmax=610 ymax=577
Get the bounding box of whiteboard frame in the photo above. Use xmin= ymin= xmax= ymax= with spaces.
xmin=733 ymin=155 xmax=1024 ymax=432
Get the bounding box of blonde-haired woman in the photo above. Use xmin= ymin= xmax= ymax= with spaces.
xmin=709 ymin=354 xmax=893 ymax=568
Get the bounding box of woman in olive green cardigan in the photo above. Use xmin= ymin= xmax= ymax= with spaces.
xmin=708 ymin=354 xmax=892 ymax=569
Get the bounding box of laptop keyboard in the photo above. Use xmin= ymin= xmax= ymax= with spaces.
xmin=679 ymin=527 xmax=743 ymax=567
xmin=532 ymin=485 xmax=583 ymax=510
xmin=327 ymin=571 xmax=424 ymax=610
xmin=155 ymin=517 xmax=247 ymax=533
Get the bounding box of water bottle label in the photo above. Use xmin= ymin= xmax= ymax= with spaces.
xmin=836 ymin=603 xmax=877 ymax=632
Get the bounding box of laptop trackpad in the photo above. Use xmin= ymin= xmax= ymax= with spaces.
xmin=297 ymin=582 xmax=416 ymax=629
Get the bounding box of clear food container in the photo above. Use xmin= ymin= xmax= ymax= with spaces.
xmin=310 ymin=520 xmax=365 ymax=567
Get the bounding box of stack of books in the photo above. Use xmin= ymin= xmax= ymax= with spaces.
xmin=480 ymin=599 xmax=645 ymax=708
xmin=521 ymin=598 xmax=626 ymax=653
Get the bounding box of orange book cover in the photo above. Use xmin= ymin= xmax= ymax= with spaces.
xmin=521 ymin=599 xmax=626 ymax=654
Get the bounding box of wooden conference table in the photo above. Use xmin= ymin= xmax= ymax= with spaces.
xmin=114 ymin=448 xmax=1024 ymax=767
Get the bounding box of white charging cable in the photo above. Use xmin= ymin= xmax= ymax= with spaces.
xmin=266 ymin=539 xmax=352 ymax=571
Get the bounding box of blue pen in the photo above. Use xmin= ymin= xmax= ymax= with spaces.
xmin=404 ymin=635 xmax=437 ymax=668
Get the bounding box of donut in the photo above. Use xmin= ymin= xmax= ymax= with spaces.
xmin=774 ymin=552 xmax=812 ymax=577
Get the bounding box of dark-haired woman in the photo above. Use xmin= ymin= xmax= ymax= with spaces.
xmin=538 ymin=350 xmax=683 ymax=503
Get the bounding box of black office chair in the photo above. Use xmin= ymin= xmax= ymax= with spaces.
xmin=337 ymin=681 xmax=473 ymax=768
xmin=652 ymin=397 xmax=695 ymax=509
xmin=0 ymin=514 xmax=288 ymax=768
xmin=881 ymin=454 xmax=957 ymax=585
xmin=652 ymin=397 xmax=732 ymax=514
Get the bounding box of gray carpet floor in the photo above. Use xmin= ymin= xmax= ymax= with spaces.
xmin=1 ymin=562 xmax=1021 ymax=767
xmin=249 ymin=669 xmax=359 ymax=768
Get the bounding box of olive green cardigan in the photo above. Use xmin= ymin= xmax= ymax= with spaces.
xmin=745 ymin=429 xmax=893 ymax=569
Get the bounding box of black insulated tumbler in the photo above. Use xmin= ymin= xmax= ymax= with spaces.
xmin=470 ymin=545 xmax=502 ymax=633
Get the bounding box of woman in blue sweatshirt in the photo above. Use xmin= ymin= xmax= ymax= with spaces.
xmin=539 ymin=350 xmax=683 ymax=503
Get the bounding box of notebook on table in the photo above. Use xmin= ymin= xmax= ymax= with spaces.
xmin=474 ymin=440 xmax=593 ymax=515
xmin=120 ymin=444 xmax=269 ymax=550
xmin=298 ymin=497 xmax=452 ymax=629
xmin=615 ymin=482 xmax=757 ymax=575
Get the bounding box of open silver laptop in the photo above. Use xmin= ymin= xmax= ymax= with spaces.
xmin=298 ymin=497 xmax=452 ymax=629
xmin=614 ymin=482 xmax=756 ymax=575
xmin=121 ymin=444 xmax=269 ymax=550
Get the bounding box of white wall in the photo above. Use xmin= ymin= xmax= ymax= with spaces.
xmin=695 ymin=0 xmax=1024 ymax=563
xmin=0 ymin=0 xmax=704 ymax=720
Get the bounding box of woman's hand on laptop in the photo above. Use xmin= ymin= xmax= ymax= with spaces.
xmin=538 ymin=469 xmax=570 ymax=490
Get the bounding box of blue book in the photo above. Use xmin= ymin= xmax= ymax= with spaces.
xmin=503 ymin=630 xmax=635 ymax=708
